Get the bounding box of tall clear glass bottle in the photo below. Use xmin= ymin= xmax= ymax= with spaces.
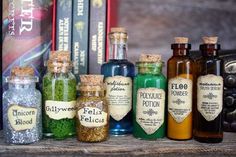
xmin=101 ymin=27 xmax=135 ymax=135
xmin=167 ymin=37 xmax=194 ymax=140
xmin=193 ymin=37 xmax=223 ymax=143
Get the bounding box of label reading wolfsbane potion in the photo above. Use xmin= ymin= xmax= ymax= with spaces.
xmin=168 ymin=77 xmax=192 ymax=123
xmin=78 ymin=107 xmax=108 ymax=127
xmin=136 ymin=88 xmax=165 ymax=135
xmin=197 ymin=75 xmax=223 ymax=121
xmin=7 ymin=105 xmax=37 ymax=131
xmin=45 ymin=100 xmax=76 ymax=120
xmin=105 ymin=76 xmax=132 ymax=121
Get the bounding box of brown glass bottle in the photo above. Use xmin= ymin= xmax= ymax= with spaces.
xmin=193 ymin=37 xmax=223 ymax=143
xmin=167 ymin=37 xmax=194 ymax=140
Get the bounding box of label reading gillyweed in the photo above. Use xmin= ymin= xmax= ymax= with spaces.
xmin=168 ymin=77 xmax=192 ymax=123
xmin=8 ymin=105 xmax=37 ymax=131
xmin=45 ymin=100 xmax=76 ymax=120
xmin=78 ymin=107 xmax=108 ymax=127
xmin=105 ymin=76 xmax=132 ymax=121
xmin=197 ymin=75 xmax=223 ymax=121
xmin=136 ymin=88 xmax=165 ymax=135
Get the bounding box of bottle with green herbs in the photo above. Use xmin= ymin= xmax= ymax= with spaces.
xmin=43 ymin=51 xmax=77 ymax=139
xmin=76 ymin=75 xmax=109 ymax=142
xmin=133 ymin=54 xmax=166 ymax=140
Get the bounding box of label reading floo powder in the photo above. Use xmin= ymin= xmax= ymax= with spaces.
xmin=197 ymin=75 xmax=223 ymax=121
xmin=105 ymin=76 xmax=132 ymax=121
xmin=168 ymin=77 xmax=192 ymax=123
xmin=8 ymin=105 xmax=38 ymax=131
xmin=136 ymin=88 xmax=165 ymax=135
xmin=78 ymin=107 xmax=108 ymax=127
xmin=45 ymin=100 xmax=76 ymax=120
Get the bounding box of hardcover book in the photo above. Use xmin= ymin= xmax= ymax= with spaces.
xmin=56 ymin=0 xmax=72 ymax=51
xmin=72 ymin=0 xmax=89 ymax=80
xmin=88 ymin=0 xmax=107 ymax=74
xmin=2 ymin=0 xmax=52 ymax=128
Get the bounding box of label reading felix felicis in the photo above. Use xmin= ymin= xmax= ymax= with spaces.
xmin=78 ymin=107 xmax=108 ymax=127
xmin=168 ymin=77 xmax=192 ymax=123
xmin=7 ymin=105 xmax=37 ymax=131
xmin=136 ymin=88 xmax=165 ymax=135
xmin=45 ymin=100 xmax=76 ymax=120
xmin=197 ymin=75 xmax=223 ymax=121
xmin=105 ymin=76 xmax=132 ymax=121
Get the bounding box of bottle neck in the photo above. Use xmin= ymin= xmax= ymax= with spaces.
xmin=8 ymin=82 xmax=36 ymax=90
xmin=171 ymin=43 xmax=191 ymax=57
xmin=80 ymin=91 xmax=105 ymax=97
xmin=109 ymin=43 xmax=127 ymax=60
xmin=200 ymin=44 xmax=220 ymax=57
xmin=137 ymin=62 xmax=163 ymax=75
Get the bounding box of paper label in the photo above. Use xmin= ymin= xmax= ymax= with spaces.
xmin=136 ymin=88 xmax=165 ymax=135
xmin=78 ymin=107 xmax=108 ymax=127
xmin=45 ymin=100 xmax=76 ymax=120
xmin=168 ymin=77 xmax=192 ymax=123
xmin=105 ymin=76 xmax=132 ymax=121
xmin=7 ymin=105 xmax=37 ymax=131
xmin=197 ymin=75 xmax=223 ymax=121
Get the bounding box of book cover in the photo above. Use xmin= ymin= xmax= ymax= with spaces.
xmin=56 ymin=0 xmax=72 ymax=51
xmin=106 ymin=0 xmax=119 ymax=61
xmin=2 ymin=0 xmax=52 ymax=128
xmin=72 ymin=0 xmax=89 ymax=80
xmin=89 ymin=0 xmax=107 ymax=74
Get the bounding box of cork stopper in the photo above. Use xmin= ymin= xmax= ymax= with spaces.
xmin=11 ymin=66 xmax=34 ymax=77
xmin=202 ymin=36 xmax=218 ymax=44
xmin=80 ymin=75 xmax=104 ymax=85
xmin=111 ymin=27 xmax=127 ymax=33
xmin=139 ymin=54 xmax=162 ymax=63
xmin=49 ymin=51 xmax=70 ymax=62
xmin=174 ymin=37 xmax=189 ymax=44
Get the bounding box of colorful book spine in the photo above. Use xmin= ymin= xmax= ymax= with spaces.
xmin=106 ymin=0 xmax=119 ymax=61
xmin=72 ymin=0 xmax=89 ymax=79
xmin=2 ymin=0 xmax=52 ymax=128
xmin=51 ymin=0 xmax=57 ymax=51
xmin=56 ymin=0 xmax=72 ymax=52
xmin=89 ymin=0 xmax=107 ymax=74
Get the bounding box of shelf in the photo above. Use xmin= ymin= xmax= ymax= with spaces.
xmin=0 ymin=131 xmax=236 ymax=157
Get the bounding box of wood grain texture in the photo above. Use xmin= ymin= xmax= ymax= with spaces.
xmin=0 ymin=131 xmax=236 ymax=157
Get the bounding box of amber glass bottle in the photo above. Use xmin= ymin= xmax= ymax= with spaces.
xmin=193 ymin=37 xmax=223 ymax=143
xmin=167 ymin=37 xmax=194 ymax=140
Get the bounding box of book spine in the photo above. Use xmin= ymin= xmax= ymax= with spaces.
xmin=56 ymin=0 xmax=72 ymax=52
xmin=51 ymin=0 xmax=57 ymax=51
xmin=72 ymin=0 xmax=89 ymax=80
xmin=89 ymin=0 xmax=107 ymax=74
xmin=106 ymin=0 xmax=118 ymax=61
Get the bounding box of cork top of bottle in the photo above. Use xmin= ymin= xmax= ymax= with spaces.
xmin=139 ymin=54 xmax=162 ymax=63
xmin=202 ymin=36 xmax=218 ymax=44
xmin=80 ymin=75 xmax=104 ymax=85
xmin=174 ymin=37 xmax=189 ymax=44
xmin=49 ymin=51 xmax=70 ymax=61
xmin=111 ymin=27 xmax=127 ymax=33
xmin=11 ymin=66 xmax=34 ymax=77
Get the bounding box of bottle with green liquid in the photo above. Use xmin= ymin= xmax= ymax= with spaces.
xmin=133 ymin=54 xmax=166 ymax=140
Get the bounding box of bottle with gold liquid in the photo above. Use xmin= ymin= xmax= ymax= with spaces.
xmin=167 ymin=37 xmax=194 ymax=140
xmin=193 ymin=37 xmax=223 ymax=143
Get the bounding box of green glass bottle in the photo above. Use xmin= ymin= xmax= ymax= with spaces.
xmin=133 ymin=54 xmax=167 ymax=140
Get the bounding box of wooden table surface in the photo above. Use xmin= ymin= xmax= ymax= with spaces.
xmin=0 ymin=131 xmax=236 ymax=157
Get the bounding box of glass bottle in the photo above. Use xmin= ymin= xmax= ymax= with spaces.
xmin=76 ymin=75 xmax=109 ymax=142
xmin=193 ymin=37 xmax=223 ymax=143
xmin=133 ymin=54 xmax=166 ymax=140
xmin=3 ymin=67 xmax=42 ymax=144
xmin=101 ymin=27 xmax=135 ymax=135
xmin=167 ymin=37 xmax=194 ymax=140
xmin=43 ymin=51 xmax=77 ymax=139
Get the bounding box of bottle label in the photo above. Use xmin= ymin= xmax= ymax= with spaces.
xmin=45 ymin=100 xmax=76 ymax=120
xmin=7 ymin=105 xmax=37 ymax=131
xmin=105 ymin=76 xmax=132 ymax=121
xmin=136 ymin=88 xmax=165 ymax=135
xmin=168 ymin=77 xmax=192 ymax=123
xmin=78 ymin=107 xmax=108 ymax=127
xmin=197 ymin=75 xmax=223 ymax=121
